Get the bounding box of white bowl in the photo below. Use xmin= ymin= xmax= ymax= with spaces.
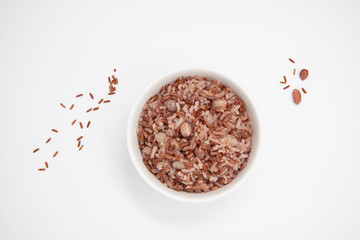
xmin=127 ymin=67 xmax=261 ymax=202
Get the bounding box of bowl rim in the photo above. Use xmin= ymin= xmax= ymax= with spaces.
xmin=127 ymin=66 xmax=262 ymax=202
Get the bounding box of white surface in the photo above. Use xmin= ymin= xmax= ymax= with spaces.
xmin=127 ymin=67 xmax=262 ymax=202
xmin=0 ymin=0 xmax=359 ymax=239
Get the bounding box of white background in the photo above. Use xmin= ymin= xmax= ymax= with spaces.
xmin=1 ymin=0 xmax=360 ymax=239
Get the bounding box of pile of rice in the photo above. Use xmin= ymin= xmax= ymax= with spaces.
xmin=137 ymin=75 xmax=253 ymax=193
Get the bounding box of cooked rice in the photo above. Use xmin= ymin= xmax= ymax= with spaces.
xmin=137 ymin=75 xmax=253 ymax=193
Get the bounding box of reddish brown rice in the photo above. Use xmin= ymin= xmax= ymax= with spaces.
xmin=137 ymin=75 xmax=253 ymax=193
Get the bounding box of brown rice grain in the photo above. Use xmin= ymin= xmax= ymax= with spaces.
xmin=33 ymin=148 xmax=40 ymax=153
xmin=87 ymin=121 xmax=91 ymax=128
xmin=108 ymin=92 xmax=115 ymax=95
xmin=79 ymin=122 xmax=83 ymax=129
xmin=86 ymin=108 xmax=92 ymax=113
xmin=78 ymin=140 xmax=81 ymax=147
xmin=46 ymin=138 xmax=51 ymax=144
xmin=53 ymin=151 xmax=58 ymax=157
xmin=70 ymin=104 xmax=74 ymax=110
xmin=93 ymin=107 xmax=99 ymax=111
xmin=77 ymin=136 xmax=83 ymax=141
xmin=302 ymin=88 xmax=307 ymax=94
xmin=45 ymin=162 xmax=48 ymax=168
xmin=76 ymin=94 xmax=83 ymax=98
xmin=71 ymin=119 xmax=77 ymax=125
xmin=114 ymin=68 xmax=116 ymax=72
xmin=38 ymin=168 xmax=46 ymax=171
xmin=293 ymin=68 xmax=296 ymax=75
xmin=79 ymin=145 xmax=84 ymax=151
xmin=283 ymin=85 xmax=290 ymax=90
xmin=108 ymin=77 xmax=111 ymax=83
xmin=103 ymin=100 xmax=111 ymax=103
xmin=60 ymin=103 xmax=66 ymax=108
xmin=289 ymin=58 xmax=295 ymax=63
xmin=283 ymin=76 xmax=287 ymax=83
xmin=98 ymin=98 xmax=103 ymax=104
xmin=51 ymin=129 xmax=58 ymax=133
xmin=89 ymin=93 xmax=94 ymax=99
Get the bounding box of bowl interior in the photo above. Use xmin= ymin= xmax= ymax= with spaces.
xmin=127 ymin=67 xmax=260 ymax=202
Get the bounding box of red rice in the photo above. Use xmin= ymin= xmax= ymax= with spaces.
xmin=87 ymin=121 xmax=91 ymax=128
xmin=77 ymin=136 xmax=83 ymax=141
xmin=60 ymin=103 xmax=66 ymax=108
xmin=76 ymin=94 xmax=83 ymax=98
xmin=51 ymin=129 xmax=58 ymax=133
xmin=108 ymin=92 xmax=115 ymax=95
xmin=79 ymin=122 xmax=83 ymax=129
xmin=138 ymin=75 xmax=253 ymax=193
xmin=98 ymin=98 xmax=103 ymax=104
xmin=302 ymin=88 xmax=307 ymax=94
xmin=70 ymin=104 xmax=74 ymax=110
xmin=71 ymin=119 xmax=77 ymax=125
xmin=103 ymin=100 xmax=111 ymax=103
xmin=289 ymin=58 xmax=295 ymax=63
xmin=38 ymin=168 xmax=46 ymax=171
xmin=89 ymin=93 xmax=94 ymax=99
xmin=33 ymin=148 xmax=39 ymax=153
xmin=93 ymin=107 xmax=99 ymax=111
xmin=45 ymin=162 xmax=48 ymax=168
xmin=86 ymin=108 xmax=92 ymax=113
xmin=283 ymin=85 xmax=290 ymax=90
xmin=293 ymin=68 xmax=296 ymax=75
xmin=46 ymin=138 xmax=51 ymax=144
xmin=53 ymin=151 xmax=58 ymax=157
xmin=283 ymin=76 xmax=287 ymax=83
xmin=78 ymin=140 xmax=81 ymax=147
xmin=79 ymin=145 xmax=84 ymax=151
